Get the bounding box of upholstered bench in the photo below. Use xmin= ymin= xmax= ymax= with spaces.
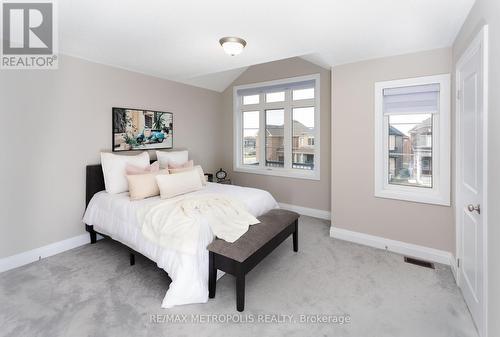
xmin=207 ymin=209 xmax=299 ymax=311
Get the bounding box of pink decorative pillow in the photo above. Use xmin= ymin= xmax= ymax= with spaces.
xmin=169 ymin=166 xmax=193 ymax=174
xmin=125 ymin=161 xmax=160 ymax=175
xmin=168 ymin=160 xmax=194 ymax=170
xmin=169 ymin=165 xmax=207 ymax=186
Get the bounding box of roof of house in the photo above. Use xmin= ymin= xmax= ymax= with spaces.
xmin=266 ymin=120 xmax=313 ymax=137
xmin=389 ymin=125 xmax=406 ymax=137
xmin=409 ymin=117 xmax=432 ymax=134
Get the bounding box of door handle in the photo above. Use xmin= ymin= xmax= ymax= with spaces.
xmin=467 ymin=204 xmax=481 ymax=214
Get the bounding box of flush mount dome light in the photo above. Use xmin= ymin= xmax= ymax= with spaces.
xmin=219 ymin=37 xmax=247 ymax=56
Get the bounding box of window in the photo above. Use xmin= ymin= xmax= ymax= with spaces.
xmin=243 ymin=95 xmax=259 ymax=105
xmin=374 ymin=74 xmax=450 ymax=205
xmin=242 ymin=111 xmax=259 ymax=165
xmin=388 ymin=113 xmax=432 ymax=188
xmin=266 ymin=91 xmax=285 ymax=103
xmin=265 ymin=109 xmax=285 ymax=167
xmin=234 ymin=74 xmax=320 ymax=180
xmin=292 ymin=107 xmax=315 ymax=170
xmin=293 ymin=88 xmax=314 ymax=100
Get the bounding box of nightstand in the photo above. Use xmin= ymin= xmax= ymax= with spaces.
xmin=204 ymin=173 xmax=214 ymax=182
xmin=217 ymin=179 xmax=231 ymax=185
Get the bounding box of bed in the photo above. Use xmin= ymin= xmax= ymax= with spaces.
xmin=82 ymin=164 xmax=279 ymax=308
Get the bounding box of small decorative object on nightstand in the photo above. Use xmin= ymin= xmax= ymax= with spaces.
xmin=215 ymin=168 xmax=231 ymax=184
xmin=204 ymin=173 xmax=214 ymax=182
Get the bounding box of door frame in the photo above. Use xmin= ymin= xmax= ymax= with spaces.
xmin=454 ymin=25 xmax=489 ymax=337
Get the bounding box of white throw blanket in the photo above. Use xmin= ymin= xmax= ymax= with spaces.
xmin=138 ymin=194 xmax=260 ymax=255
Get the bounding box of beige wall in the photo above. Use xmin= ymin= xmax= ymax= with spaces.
xmin=221 ymin=57 xmax=331 ymax=211
xmin=331 ymin=48 xmax=454 ymax=252
xmin=0 ymin=55 xmax=222 ymax=258
xmin=452 ymin=0 xmax=500 ymax=336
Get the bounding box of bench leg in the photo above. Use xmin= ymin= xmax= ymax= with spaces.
xmin=293 ymin=219 xmax=298 ymax=252
xmin=129 ymin=252 xmax=135 ymax=266
xmin=209 ymin=252 xmax=216 ymax=298
xmin=236 ymin=272 xmax=245 ymax=312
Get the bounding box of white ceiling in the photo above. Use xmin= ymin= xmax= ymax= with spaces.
xmin=60 ymin=0 xmax=475 ymax=92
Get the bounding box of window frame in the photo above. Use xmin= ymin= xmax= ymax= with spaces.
xmin=233 ymin=74 xmax=321 ymax=180
xmin=374 ymin=74 xmax=451 ymax=206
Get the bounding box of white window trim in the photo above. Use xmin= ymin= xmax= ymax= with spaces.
xmin=374 ymin=74 xmax=451 ymax=206
xmin=233 ymin=74 xmax=321 ymax=180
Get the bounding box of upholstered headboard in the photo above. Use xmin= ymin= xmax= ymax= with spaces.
xmin=85 ymin=164 xmax=105 ymax=208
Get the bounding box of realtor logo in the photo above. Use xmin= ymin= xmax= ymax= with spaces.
xmin=1 ymin=0 xmax=58 ymax=69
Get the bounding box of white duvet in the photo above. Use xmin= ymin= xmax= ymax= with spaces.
xmin=82 ymin=182 xmax=279 ymax=308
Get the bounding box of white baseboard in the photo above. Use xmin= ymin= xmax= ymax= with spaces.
xmin=449 ymin=255 xmax=458 ymax=283
xmin=279 ymin=202 xmax=331 ymax=220
xmin=0 ymin=232 xmax=102 ymax=273
xmin=330 ymin=226 xmax=452 ymax=266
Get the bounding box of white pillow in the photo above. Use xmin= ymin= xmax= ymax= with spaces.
xmin=101 ymin=152 xmax=150 ymax=194
xmin=156 ymin=169 xmax=203 ymax=199
xmin=156 ymin=150 xmax=188 ymax=169
xmin=195 ymin=165 xmax=207 ymax=186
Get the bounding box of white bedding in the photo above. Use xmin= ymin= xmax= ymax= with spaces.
xmin=82 ymin=182 xmax=279 ymax=308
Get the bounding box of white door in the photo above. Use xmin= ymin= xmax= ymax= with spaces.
xmin=456 ymin=26 xmax=488 ymax=337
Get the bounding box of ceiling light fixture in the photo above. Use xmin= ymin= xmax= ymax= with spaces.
xmin=219 ymin=36 xmax=247 ymax=56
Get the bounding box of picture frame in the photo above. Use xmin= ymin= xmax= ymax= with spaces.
xmin=112 ymin=107 xmax=173 ymax=152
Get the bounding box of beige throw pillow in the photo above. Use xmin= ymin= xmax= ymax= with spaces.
xmin=156 ymin=169 xmax=203 ymax=199
xmin=169 ymin=165 xmax=207 ymax=186
xmin=126 ymin=169 xmax=169 ymax=200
